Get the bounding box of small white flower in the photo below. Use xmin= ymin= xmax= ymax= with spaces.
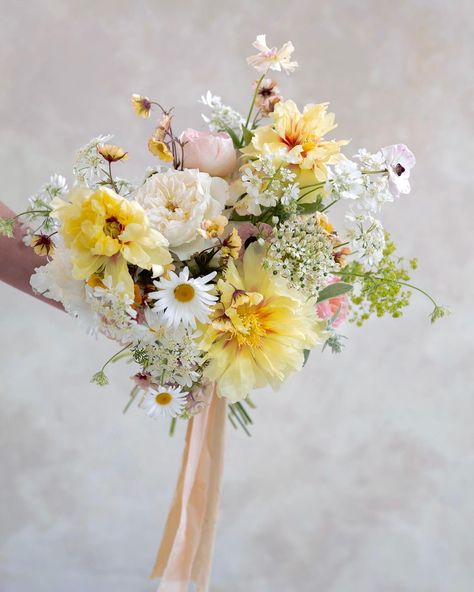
xmin=241 ymin=167 xmax=262 ymax=197
xmin=355 ymin=148 xmax=386 ymax=171
xmin=200 ymin=91 xmax=244 ymax=135
xmin=73 ymin=134 xmax=113 ymax=186
xmin=326 ymin=160 xmax=363 ymax=200
xmin=150 ymin=268 xmax=217 ymax=329
xmin=381 ymin=144 xmax=416 ymax=197
xmin=359 ymin=175 xmax=393 ymax=212
xmin=247 ymin=34 xmax=298 ymax=74
xmin=141 ymin=385 xmax=186 ymax=419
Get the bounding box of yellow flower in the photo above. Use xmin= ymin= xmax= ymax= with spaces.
xmin=52 ymin=186 xmax=172 ymax=295
xmin=148 ymin=137 xmax=174 ymax=162
xmin=198 ymin=215 xmax=228 ymax=239
xmin=316 ymin=212 xmax=333 ymax=234
xmin=97 ymin=144 xmax=128 ymax=163
xmin=131 ymin=94 xmax=152 ymax=118
xmin=199 ymin=243 xmax=325 ymax=402
xmin=31 ymin=233 xmax=54 ymax=256
xmin=220 ymin=227 xmax=241 ymax=261
xmin=244 ymin=99 xmax=347 ymax=184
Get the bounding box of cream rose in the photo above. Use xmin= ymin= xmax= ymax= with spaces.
xmin=134 ymin=168 xmax=230 ymax=259
xmin=180 ymin=129 xmax=237 ymax=177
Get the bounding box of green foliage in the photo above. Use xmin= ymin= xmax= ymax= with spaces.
xmin=0 ymin=217 xmax=15 ymax=238
xmin=342 ymin=236 xmax=418 ymax=326
xmin=91 ymin=370 xmax=109 ymax=386
xmin=430 ymin=305 xmax=451 ymax=323
xmin=317 ymin=282 xmax=353 ymax=303
xmin=132 ymin=345 xmax=150 ymax=367
xmin=323 ymin=333 xmax=347 ymax=353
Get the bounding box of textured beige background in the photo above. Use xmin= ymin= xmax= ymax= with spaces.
xmin=0 ymin=1 xmax=473 ymax=591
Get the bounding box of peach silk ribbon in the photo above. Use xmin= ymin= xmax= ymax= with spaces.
xmin=151 ymin=388 xmax=227 ymax=592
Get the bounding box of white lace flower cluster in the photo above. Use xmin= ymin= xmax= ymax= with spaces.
xmin=264 ymin=214 xmax=338 ymax=297
xmin=22 ymin=174 xmax=67 ymax=245
xmin=236 ymin=155 xmax=299 ymax=215
xmin=200 ymin=91 xmax=244 ymax=136
xmin=72 ymin=134 xmax=112 ymax=186
xmin=324 ymin=145 xmax=415 ymax=269
xmin=346 ymin=213 xmax=386 ymax=268
xmin=135 ymin=309 xmax=204 ymax=388
xmin=86 ymin=277 xmax=142 ymax=343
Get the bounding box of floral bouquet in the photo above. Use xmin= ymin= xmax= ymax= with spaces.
xmin=1 ymin=35 xmax=447 ymax=591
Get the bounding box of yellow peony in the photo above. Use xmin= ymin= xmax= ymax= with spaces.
xmin=244 ymin=99 xmax=347 ymax=184
xmin=52 ymin=186 xmax=172 ymax=295
xmin=199 ymin=243 xmax=326 ymax=402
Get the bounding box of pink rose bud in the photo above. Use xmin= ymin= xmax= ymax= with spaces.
xmin=180 ymin=128 xmax=237 ymax=177
xmin=316 ymin=278 xmax=349 ymax=328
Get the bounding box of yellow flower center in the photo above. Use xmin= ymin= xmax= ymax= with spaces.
xmin=174 ymin=283 xmax=195 ymax=303
xmin=155 ymin=392 xmax=173 ymax=406
xmin=233 ymin=304 xmax=267 ymax=349
xmin=103 ymin=216 xmax=123 ymax=239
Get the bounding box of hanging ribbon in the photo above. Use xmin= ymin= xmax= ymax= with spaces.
xmin=151 ymin=387 xmax=227 ymax=592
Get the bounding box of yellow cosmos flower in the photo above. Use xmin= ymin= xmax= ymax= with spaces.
xmin=52 ymin=186 xmax=171 ymax=295
xmin=198 ymin=215 xmax=228 ymax=239
xmin=131 ymin=94 xmax=152 ymax=118
xmin=148 ymin=137 xmax=174 ymax=162
xmin=97 ymin=144 xmax=128 ymax=163
xmin=199 ymin=243 xmax=326 ymax=402
xmin=220 ymin=227 xmax=242 ymax=261
xmin=244 ymin=99 xmax=347 ymax=184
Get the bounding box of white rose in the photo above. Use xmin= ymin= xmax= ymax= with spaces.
xmin=134 ymin=168 xmax=230 ymax=259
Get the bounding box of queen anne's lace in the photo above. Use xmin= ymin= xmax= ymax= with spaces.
xmin=264 ymin=214 xmax=338 ymax=298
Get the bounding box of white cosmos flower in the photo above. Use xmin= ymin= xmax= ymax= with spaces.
xmin=141 ymin=386 xmax=186 ymax=419
xmin=247 ymin=34 xmax=298 ymax=74
xmin=150 ymin=268 xmax=217 ymax=329
xmin=381 ymin=144 xmax=416 ymax=197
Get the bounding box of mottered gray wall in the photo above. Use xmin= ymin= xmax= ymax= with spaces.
xmin=0 ymin=1 xmax=472 ymax=590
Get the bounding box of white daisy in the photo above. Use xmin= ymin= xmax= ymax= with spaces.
xmin=141 ymin=386 xmax=186 ymax=419
xmin=150 ymin=268 xmax=217 ymax=329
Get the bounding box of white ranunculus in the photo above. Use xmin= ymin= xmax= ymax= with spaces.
xmin=133 ymin=168 xmax=230 ymax=259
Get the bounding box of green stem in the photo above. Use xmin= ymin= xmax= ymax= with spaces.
xmin=122 ymin=386 xmax=140 ymax=414
xmin=169 ymin=417 xmax=177 ymax=437
xmin=320 ymin=199 xmax=339 ymax=213
xmin=242 ymin=73 xmax=266 ymax=135
xmin=101 ymin=343 xmax=132 ymax=373
xmin=12 ymin=209 xmax=52 ymax=219
xmin=362 ymin=169 xmax=387 ymax=175
xmin=229 ymin=405 xmax=251 ymax=436
xmin=108 ymin=161 xmax=119 ymax=193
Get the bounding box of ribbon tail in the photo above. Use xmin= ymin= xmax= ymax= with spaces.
xmin=151 ymin=387 xmax=227 ymax=592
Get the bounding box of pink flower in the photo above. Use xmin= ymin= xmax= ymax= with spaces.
xmin=132 ymin=371 xmax=153 ymax=389
xmin=236 ymin=222 xmax=273 ymax=258
xmin=180 ymin=128 xmax=237 ymax=177
xmin=316 ymin=278 xmax=349 ymax=328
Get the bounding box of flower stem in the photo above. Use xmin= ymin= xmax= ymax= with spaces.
xmin=242 ymin=73 xmax=266 ymax=136
xmin=122 ymin=386 xmax=140 ymax=414
xmin=100 ymin=343 xmax=132 ymax=373
xmin=169 ymin=417 xmax=177 ymax=437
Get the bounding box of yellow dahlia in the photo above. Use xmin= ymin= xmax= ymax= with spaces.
xmin=199 ymin=243 xmax=326 ymax=402
xmin=52 ymin=186 xmax=171 ymax=295
xmin=244 ymin=99 xmax=347 ymax=184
